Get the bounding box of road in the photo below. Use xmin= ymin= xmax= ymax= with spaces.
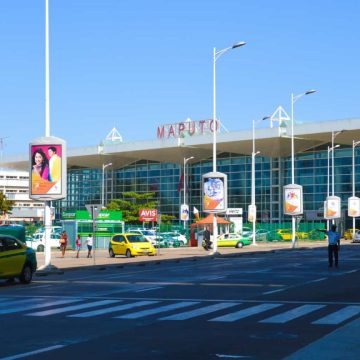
xmin=1 ymin=243 xmax=360 ymax=359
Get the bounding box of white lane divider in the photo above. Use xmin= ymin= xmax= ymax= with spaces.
xmin=0 ymin=345 xmax=65 ymax=360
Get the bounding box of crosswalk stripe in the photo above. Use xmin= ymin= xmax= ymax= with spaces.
xmin=115 ymin=301 xmax=199 ymax=319
xmin=0 ymin=298 xmax=44 ymax=307
xmin=0 ymin=298 xmax=82 ymax=315
xmin=209 ymin=303 xmax=282 ymax=322
xmin=68 ymin=300 xmax=158 ymax=318
xmin=260 ymin=304 xmax=325 ymax=323
xmin=159 ymin=302 xmax=239 ymax=321
xmin=312 ymin=305 xmax=360 ymax=325
xmin=26 ymin=299 xmax=120 ymax=317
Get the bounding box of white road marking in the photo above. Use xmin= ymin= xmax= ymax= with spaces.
xmin=312 ymin=305 xmax=360 ymax=325
xmin=209 ymin=303 xmax=282 ymax=322
xmin=115 ymin=301 xmax=198 ymax=319
xmin=135 ymin=286 xmax=163 ymax=293
xmin=160 ymin=302 xmax=238 ymax=321
xmin=0 ymin=298 xmax=82 ymax=315
xmin=0 ymin=345 xmax=65 ymax=360
xmin=26 ymin=299 xmax=120 ymax=316
xmin=260 ymin=304 xmax=325 ymax=324
xmin=68 ymin=300 xmax=158 ymax=318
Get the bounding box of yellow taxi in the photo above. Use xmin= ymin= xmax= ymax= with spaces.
xmin=0 ymin=235 xmax=37 ymax=284
xmin=343 ymin=228 xmax=359 ymax=240
xmin=276 ymin=229 xmax=293 ymax=240
xmin=109 ymin=233 xmax=156 ymax=258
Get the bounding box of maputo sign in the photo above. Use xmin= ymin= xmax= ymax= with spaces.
xmin=157 ymin=119 xmax=219 ymax=139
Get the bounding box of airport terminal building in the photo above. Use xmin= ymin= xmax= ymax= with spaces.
xmin=4 ymin=117 xmax=360 ymax=228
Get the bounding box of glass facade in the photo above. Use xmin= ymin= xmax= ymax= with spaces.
xmin=57 ymin=147 xmax=360 ymax=228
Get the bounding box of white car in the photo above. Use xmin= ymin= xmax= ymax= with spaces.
xmin=160 ymin=232 xmax=188 ymax=246
xmin=353 ymin=230 xmax=360 ymax=243
xmin=26 ymin=233 xmax=62 ymax=252
xmin=127 ymin=228 xmax=158 ymax=245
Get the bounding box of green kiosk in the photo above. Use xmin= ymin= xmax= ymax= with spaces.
xmin=62 ymin=210 xmax=124 ymax=249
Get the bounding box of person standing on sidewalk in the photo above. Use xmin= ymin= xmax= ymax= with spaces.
xmin=203 ymin=226 xmax=211 ymax=251
xmin=60 ymin=231 xmax=68 ymax=258
xmin=86 ymin=234 xmax=93 ymax=258
xmin=319 ymin=225 xmax=341 ymax=268
xmin=75 ymin=234 xmax=81 ymax=258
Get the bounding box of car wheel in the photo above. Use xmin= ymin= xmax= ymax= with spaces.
xmin=125 ymin=249 xmax=132 ymax=258
xmin=179 ymin=241 xmax=185 ymax=247
xmin=19 ymin=265 xmax=33 ymax=284
xmin=109 ymin=248 xmax=115 ymax=258
xmin=236 ymin=242 xmax=244 ymax=248
xmin=37 ymin=245 xmax=45 ymax=252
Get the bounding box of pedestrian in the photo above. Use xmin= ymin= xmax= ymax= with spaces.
xmin=319 ymin=224 xmax=341 ymax=268
xmin=203 ymin=226 xmax=211 ymax=251
xmin=86 ymin=234 xmax=93 ymax=258
xmin=60 ymin=231 xmax=68 ymax=258
xmin=75 ymin=234 xmax=81 ymax=258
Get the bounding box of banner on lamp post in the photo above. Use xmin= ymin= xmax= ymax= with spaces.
xmin=248 ymin=205 xmax=256 ymax=223
xmin=180 ymin=204 xmax=189 ymax=221
xmin=348 ymin=196 xmax=360 ymax=217
xmin=283 ymin=184 xmax=303 ymax=216
xmin=324 ymin=196 xmax=341 ymax=219
xmin=202 ymin=172 xmax=227 ymax=213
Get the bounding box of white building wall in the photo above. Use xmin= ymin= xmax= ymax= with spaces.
xmin=0 ymin=169 xmax=44 ymax=221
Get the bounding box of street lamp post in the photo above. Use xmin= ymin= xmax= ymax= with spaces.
xmin=352 ymin=140 xmax=360 ymax=237
xmin=212 ymin=41 xmax=246 ymax=254
xmin=289 ymin=90 xmax=316 ymax=248
xmin=183 ymin=156 xmax=194 ymax=229
xmin=327 ymin=145 xmax=340 ymax=229
xmin=251 ymin=116 xmax=270 ymax=246
xmin=102 ymin=162 xmax=112 ymax=207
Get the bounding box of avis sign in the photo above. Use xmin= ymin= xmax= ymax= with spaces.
xmin=139 ymin=209 xmax=158 ymax=222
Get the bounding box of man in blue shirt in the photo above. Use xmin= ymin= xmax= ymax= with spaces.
xmin=320 ymin=225 xmax=341 ymax=268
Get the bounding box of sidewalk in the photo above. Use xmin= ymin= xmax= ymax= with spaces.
xmin=35 ymin=240 xmax=340 ymax=272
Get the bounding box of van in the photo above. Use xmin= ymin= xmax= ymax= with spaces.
xmin=26 ymin=232 xmax=61 ymax=252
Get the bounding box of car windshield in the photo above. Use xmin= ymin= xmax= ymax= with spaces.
xmin=127 ymin=235 xmax=148 ymax=243
xmin=142 ymin=230 xmax=155 ymax=236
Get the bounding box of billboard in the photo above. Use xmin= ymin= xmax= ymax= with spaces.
xmin=29 ymin=136 xmax=67 ymax=200
xmin=180 ymin=204 xmax=189 ymax=221
xmin=202 ymin=172 xmax=227 ymax=213
xmin=348 ymin=196 xmax=360 ymax=217
xmin=324 ymin=196 xmax=341 ymax=219
xmin=283 ymin=184 xmax=303 ymax=216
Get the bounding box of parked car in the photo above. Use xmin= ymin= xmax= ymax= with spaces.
xmin=203 ymin=233 xmax=251 ymax=248
xmin=160 ymin=232 xmax=187 ymax=246
xmin=344 ymin=228 xmax=359 ymax=240
xmin=0 ymin=234 xmax=37 ymax=284
xmin=127 ymin=228 xmax=158 ymax=245
xmin=241 ymin=226 xmax=252 ymax=237
xmin=26 ymin=233 xmax=62 ymax=252
xmin=109 ymin=233 xmax=156 ymax=258
xmin=246 ymin=229 xmax=270 ymax=242
xmin=353 ymin=230 xmax=360 ymax=243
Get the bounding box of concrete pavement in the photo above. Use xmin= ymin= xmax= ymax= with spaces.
xmin=34 ymin=239 xmax=345 ymax=273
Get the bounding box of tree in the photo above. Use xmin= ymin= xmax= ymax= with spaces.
xmin=0 ymin=191 xmax=15 ymax=221
xmin=106 ymin=192 xmax=175 ymax=224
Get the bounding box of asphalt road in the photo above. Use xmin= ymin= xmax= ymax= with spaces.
xmin=1 ymin=243 xmax=360 ymax=360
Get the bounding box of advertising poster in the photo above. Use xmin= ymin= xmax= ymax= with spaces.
xmin=348 ymin=196 xmax=360 ymax=218
xmin=248 ymin=204 xmax=256 ymax=223
xmin=283 ymin=184 xmax=303 ymax=215
xmin=180 ymin=204 xmax=189 ymax=221
xmin=325 ymin=196 xmax=341 ymax=219
xmin=202 ymin=172 xmax=227 ymax=213
xmin=30 ymin=144 xmax=62 ymax=196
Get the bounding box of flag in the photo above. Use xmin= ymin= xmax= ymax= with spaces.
xmin=177 ymin=172 xmax=184 ymax=192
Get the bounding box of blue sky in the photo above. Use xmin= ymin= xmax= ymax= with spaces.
xmin=0 ymin=0 xmax=359 ymax=156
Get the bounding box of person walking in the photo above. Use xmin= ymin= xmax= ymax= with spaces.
xmin=60 ymin=231 xmax=68 ymax=258
xmin=203 ymin=226 xmax=211 ymax=251
xmin=320 ymin=224 xmax=341 ymax=268
xmin=86 ymin=234 xmax=93 ymax=258
xmin=75 ymin=234 xmax=81 ymax=258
